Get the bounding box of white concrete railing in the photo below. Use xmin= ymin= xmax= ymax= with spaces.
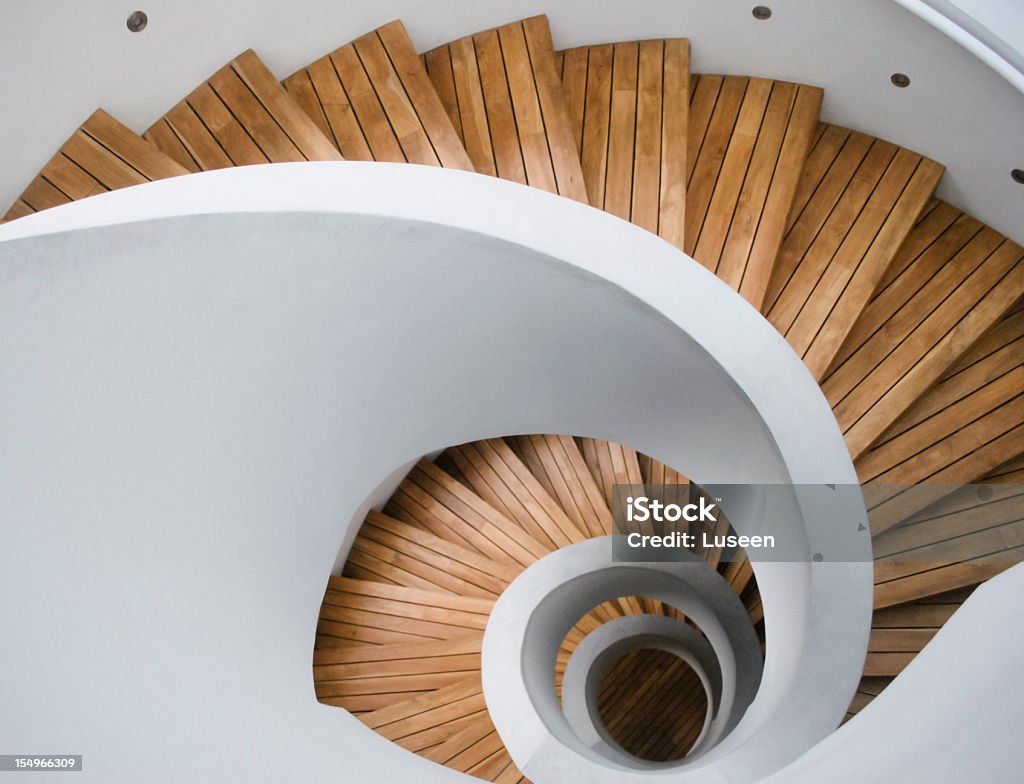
xmin=761 ymin=562 xmax=1024 ymax=784
xmin=0 ymin=162 xmax=872 ymax=781
xmin=484 ymin=542 xmax=775 ymax=782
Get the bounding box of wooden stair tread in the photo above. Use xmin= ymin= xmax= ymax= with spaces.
xmin=687 ymin=74 xmax=823 ymax=307
xmin=873 ymin=560 xmax=1010 ymax=609
xmin=145 ymin=49 xmax=342 ymax=171
xmin=283 ymin=21 xmax=473 ymax=169
xmin=857 ymin=306 xmax=1024 ymax=491
xmin=360 ymin=675 xmax=485 ymax=737
xmin=596 ymin=647 xmax=707 ymax=760
xmin=325 ymin=575 xmax=494 ymax=615
xmin=764 ymin=123 xmax=944 ymax=379
xmin=508 ymin=434 xmax=613 ymax=539
xmin=424 ymin=15 xmax=588 ymax=202
xmin=986 ymin=452 xmax=1024 ymax=484
xmin=872 ymin=484 xmax=1024 ymax=559
xmin=314 ymin=632 xmax=481 ymax=666
xmin=386 ymin=459 xmax=550 ymax=566
xmin=4 ymin=109 xmax=189 ymax=221
xmin=823 ymin=200 xmax=1024 ymax=458
xmin=322 ymin=583 xmax=493 ymax=630
xmin=348 ymin=509 xmax=520 ymax=597
xmin=558 ymin=39 xmax=690 ymax=249
xmin=578 ymin=437 xmax=644 ymax=507
xmin=446 ymin=438 xmax=588 ymax=550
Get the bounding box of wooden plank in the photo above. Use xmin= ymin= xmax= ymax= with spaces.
xmin=231 ymin=49 xmax=341 ymax=162
xmin=317 ymin=601 xmax=480 ymax=642
xmin=313 ymin=634 xmax=481 ymax=667
xmin=560 ymin=38 xmax=689 ymax=249
xmin=152 ymin=92 xmax=247 ymax=169
xmin=766 ymin=126 xmax=943 ymax=378
xmin=425 ymin=16 xmax=588 ymax=202
xmin=857 ymin=308 xmax=1024 ymax=494
xmin=687 ymin=76 xmax=822 ymax=308
xmin=871 ymin=600 xmax=960 ymax=629
xmin=605 ymin=42 xmax=640 ymax=222
xmin=523 ymin=15 xmax=589 ymax=202
xmin=388 ymin=459 xmax=550 ymax=565
xmin=322 ymin=588 xmax=491 ymax=631
xmin=985 ymin=452 xmax=1024 ymax=484
xmin=510 ymin=434 xmax=613 ymax=538
xmin=579 ymin=437 xmax=645 ymax=507
xmin=361 ymin=676 xmax=484 ymax=736
xmin=317 ymin=671 xmax=472 ymax=698
xmin=325 ymin=576 xmax=494 ymax=615
xmin=356 ymin=510 xmax=519 ymax=596
xmin=558 ymin=46 xmax=589 ymax=151
xmin=422 ymin=714 xmax=495 ymax=763
xmin=872 ymin=486 xmax=1024 ymax=558
xmin=315 ymin=615 xmax=439 ymax=646
xmin=422 ymin=46 xmax=463 ymax=145
xmin=315 ymin=649 xmax=481 ymax=683
xmin=447 ymin=439 xmax=587 ymax=549
xmin=824 ymin=205 xmax=1024 ymax=458
xmin=474 ymin=29 xmax=528 ymax=182
xmin=291 ymin=55 xmax=374 ymax=160
xmin=6 ymin=109 xmax=188 ymax=220
xmin=376 ymin=20 xmax=474 ymax=170
xmin=398 ymin=709 xmax=488 ymax=752
xmin=873 ymin=561 xmax=1008 ymax=608
xmin=146 ymin=50 xmax=343 ymax=169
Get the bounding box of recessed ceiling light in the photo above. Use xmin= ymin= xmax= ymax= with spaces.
xmin=752 ymin=6 xmax=772 ymax=20
xmin=1012 ymin=168 xmax=1024 ymax=184
xmin=127 ymin=11 xmax=148 ymax=33
xmin=890 ymin=72 xmax=911 ymax=88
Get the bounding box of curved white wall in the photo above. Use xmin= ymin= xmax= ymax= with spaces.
xmin=761 ymin=562 xmax=1024 ymax=784
xmin=0 ymin=0 xmax=1022 ymax=244
xmin=0 ymin=163 xmax=867 ymax=782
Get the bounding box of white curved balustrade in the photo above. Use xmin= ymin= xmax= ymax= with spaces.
xmin=0 ymin=163 xmax=871 ymax=781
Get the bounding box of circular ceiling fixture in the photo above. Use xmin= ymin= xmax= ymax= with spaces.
xmin=752 ymin=6 xmax=773 ymax=20
xmin=1012 ymin=168 xmax=1024 ymax=184
xmin=891 ymin=72 xmax=911 ymax=88
xmin=126 ymin=11 xmax=148 ymax=33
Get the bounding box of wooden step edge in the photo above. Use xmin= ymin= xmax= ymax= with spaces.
xmin=282 ymin=20 xmax=474 ymax=170
xmin=4 ymin=109 xmax=190 ymax=222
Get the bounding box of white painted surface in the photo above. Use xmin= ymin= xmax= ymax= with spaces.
xmin=901 ymin=0 xmax=1024 ymax=89
xmin=0 ymin=163 xmax=869 ymax=781
xmin=761 ymin=562 xmax=1024 ymax=784
xmin=488 ymin=545 xmax=766 ymax=779
xmin=0 ymin=1 xmax=1023 ymax=242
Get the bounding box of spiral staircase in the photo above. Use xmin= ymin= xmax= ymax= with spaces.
xmin=1 ymin=13 xmax=1022 ymax=783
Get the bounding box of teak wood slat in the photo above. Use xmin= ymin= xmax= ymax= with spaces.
xmin=284 ymin=21 xmax=473 ymax=169
xmin=558 ymin=39 xmax=690 ymax=249
xmin=509 ymin=434 xmax=614 ymax=539
xmin=447 ymin=438 xmax=588 ymax=550
xmin=5 ymin=109 xmax=188 ymax=221
xmin=764 ymin=124 xmax=944 ymax=379
xmin=823 ymin=201 xmax=1024 ymax=458
xmin=424 ymin=16 xmax=589 ymax=202
xmin=687 ymin=75 xmax=822 ymax=307
xmin=857 ymin=307 xmax=1024 ymax=494
xmin=387 ymin=459 xmax=551 ymax=566
xmin=145 ymin=50 xmax=342 ymax=171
